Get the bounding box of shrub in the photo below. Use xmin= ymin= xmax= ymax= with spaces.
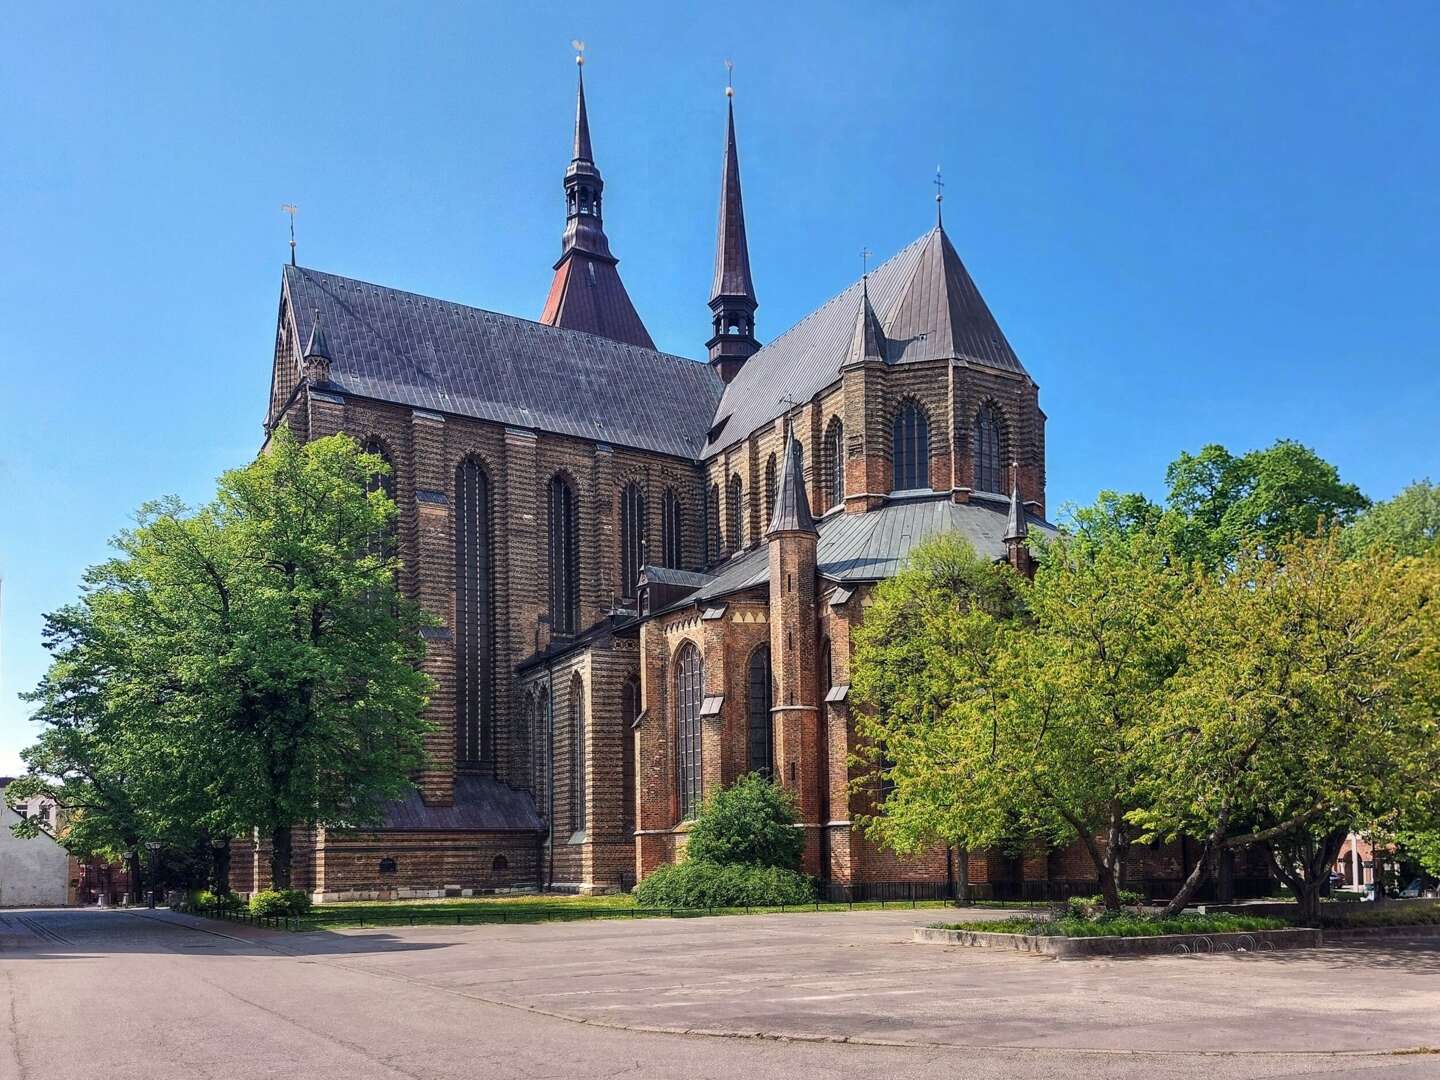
xmin=249 ymin=889 xmax=313 ymax=918
xmin=685 ymin=772 xmax=804 ymax=870
xmin=189 ymin=888 xmax=243 ymax=913
xmin=634 ymin=861 xmax=815 ymax=908
xmin=1321 ymin=902 xmax=1440 ymax=929
xmin=1065 ymin=890 xmax=1144 ymax=920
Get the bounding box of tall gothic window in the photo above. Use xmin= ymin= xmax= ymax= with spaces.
xmin=621 ymin=674 xmax=640 ymax=834
xmin=675 ymin=643 xmax=704 ymax=820
xmin=975 ymin=403 xmax=1005 ymax=494
xmin=362 ymin=437 xmax=397 ymax=563
xmin=570 ymin=675 xmax=586 ymax=833
xmin=824 ymin=419 xmax=844 ymax=511
xmin=619 ymin=482 xmax=646 ymax=599
xmin=892 ymin=401 xmax=929 ymax=491
xmin=764 ymin=454 xmax=777 ymax=520
xmin=746 ymin=646 xmax=773 ymax=777
xmin=548 ymin=475 xmax=580 ymax=635
xmin=707 ymin=483 xmax=720 ymax=563
xmin=455 ymin=457 xmax=492 ymax=765
xmin=661 ymin=489 xmax=684 ymax=569
xmin=726 ymin=474 xmax=743 ymax=554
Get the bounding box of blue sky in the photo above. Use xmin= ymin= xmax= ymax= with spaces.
xmin=2 ymin=2 xmax=1437 ymax=772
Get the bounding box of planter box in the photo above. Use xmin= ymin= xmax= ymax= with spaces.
xmin=914 ymin=925 xmax=1321 ymax=958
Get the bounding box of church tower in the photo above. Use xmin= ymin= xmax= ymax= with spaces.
xmin=539 ymin=54 xmax=656 ymax=350
xmin=767 ymin=429 xmax=823 ymax=874
xmin=706 ymin=82 xmax=759 ymax=382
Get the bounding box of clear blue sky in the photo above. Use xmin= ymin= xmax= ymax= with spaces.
xmin=2 ymin=2 xmax=1437 ymax=772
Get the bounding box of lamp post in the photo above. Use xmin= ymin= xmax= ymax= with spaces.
xmin=145 ymin=841 xmax=162 ymax=908
xmin=122 ymin=851 xmax=136 ymax=906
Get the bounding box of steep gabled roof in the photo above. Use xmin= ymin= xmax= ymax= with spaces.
xmin=539 ymin=257 xmax=656 ymax=351
xmin=703 ymin=225 xmax=1028 ymax=458
xmin=282 ymin=265 xmax=721 ymax=459
xmin=767 ymin=430 xmax=816 ymax=535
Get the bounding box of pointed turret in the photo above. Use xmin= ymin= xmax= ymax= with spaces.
xmin=707 ymin=84 xmax=760 ymax=382
xmin=538 ymin=54 xmax=656 ymax=350
xmin=842 ymin=279 xmax=886 ymax=368
xmin=768 ymin=428 xmax=816 ymax=536
xmin=302 ymin=308 xmax=331 ymax=384
xmin=1003 ymin=464 xmax=1032 ymax=575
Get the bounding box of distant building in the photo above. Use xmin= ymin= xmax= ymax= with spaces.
xmin=0 ymin=778 xmax=70 ymax=907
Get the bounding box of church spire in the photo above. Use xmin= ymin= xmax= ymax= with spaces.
xmin=707 ymin=65 xmax=760 ymax=383
xmin=538 ymin=47 xmax=655 ymax=350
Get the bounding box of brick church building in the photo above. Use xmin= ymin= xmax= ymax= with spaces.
xmin=233 ymin=61 xmax=1235 ymax=902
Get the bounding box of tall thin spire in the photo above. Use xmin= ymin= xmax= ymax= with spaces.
xmin=538 ymin=45 xmax=655 ymax=350
xmin=1003 ymin=462 xmax=1028 ymax=544
xmin=707 ymin=61 xmax=760 ymax=383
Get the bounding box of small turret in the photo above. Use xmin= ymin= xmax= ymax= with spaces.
xmin=303 ymin=308 xmax=331 ymax=385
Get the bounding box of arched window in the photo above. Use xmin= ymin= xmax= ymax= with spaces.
xmin=892 ymin=401 xmax=929 ymax=491
xmin=619 ymin=481 xmax=646 ymax=599
xmin=824 ymin=419 xmax=844 ymax=510
xmin=726 ymin=474 xmax=743 ymax=554
xmin=548 ymin=475 xmax=580 ymax=635
xmin=746 ymin=646 xmax=773 ymax=777
xmin=621 ymin=673 xmax=641 ymax=834
xmin=661 ymin=489 xmax=684 ymax=569
xmin=492 ymin=854 xmax=509 ymax=872
xmin=570 ymin=675 xmax=586 ymax=833
xmin=362 ymin=437 xmax=397 ymax=562
xmin=455 ymin=457 xmax=493 ymax=765
xmin=974 ymin=403 xmax=1005 ymax=494
xmin=675 ymin=643 xmax=704 ymax=820
xmin=707 ymin=483 xmax=720 ymax=563
xmin=764 ymin=454 xmax=777 ymax=520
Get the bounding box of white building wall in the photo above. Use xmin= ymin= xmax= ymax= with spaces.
xmin=0 ymin=795 xmax=70 ymax=907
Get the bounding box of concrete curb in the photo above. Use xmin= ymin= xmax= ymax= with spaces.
xmin=914 ymin=925 xmax=1321 ymax=957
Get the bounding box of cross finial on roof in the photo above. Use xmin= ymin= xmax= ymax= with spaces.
xmin=860 ymin=246 xmax=873 ymax=299
xmin=572 ymin=38 xmax=585 ymax=65
xmin=725 ymin=58 xmax=734 ymax=98
xmin=281 ymin=204 xmax=298 ymax=266
xmin=933 ymin=167 xmax=944 ymax=227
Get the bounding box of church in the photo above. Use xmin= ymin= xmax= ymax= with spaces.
xmin=232 ymin=58 xmax=1129 ymax=901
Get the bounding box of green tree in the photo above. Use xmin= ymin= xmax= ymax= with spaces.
xmin=850 ymin=536 xmax=1025 ymax=897
xmin=685 ymin=772 xmax=803 ymax=870
xmin=854 ymin=532 xmax=1186 ymax=911
xmin=1163 ymin=440 xmax=1368 ymax=567
xmin=1344 ymin=480 xmax=1440 ymax=558
xmin=13 ymin=430 xmax=434 ymax=889
xmin=1137 ymin=535 xmax=1439 ymax=922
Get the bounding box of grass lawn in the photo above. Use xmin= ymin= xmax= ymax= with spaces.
xmin=933 ymin=912 xmax=1288 ymax=938
xmin=294 ymin=892 xmax=1016 ymax=931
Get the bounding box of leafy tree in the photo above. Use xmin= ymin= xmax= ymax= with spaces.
xmin=1344 ymin=480 xmax=1440 ymax=558
xmin=1163 ymin=440 xmax=1368 ymax=567
xmin=685 ymin=772 xmax=804 ymax=870
xmin=13 ymin=430 xmax=433 ymax=889
xmin=855 ymin=531 xmax=1186 ymax=911
xmin=850 ymin=536 xmax=1025 ymax=897
xmin=1137 ymin=535 xmax=1439 ymax=922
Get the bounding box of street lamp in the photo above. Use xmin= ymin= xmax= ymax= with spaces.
xmin=122 ymin=851 xmax=136 ymax=906
xmin=145 ymin=841 xmax=162 ymax=909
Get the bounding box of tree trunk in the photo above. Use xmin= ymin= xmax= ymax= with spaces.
xmin=212 ymin=839 xmax=231 ymax=894
xmin=1295 ymin=879 xmax=1323 ymax=925
xmin=1161 ymin=844 xmax=1213 ymax=918
xmin=126 ymin=851 xmax=143 ymax=906
xmin=269 ymin=826 xmax=292 ymax=889
xmin=955 ymin=848 xmax=970 ymax=904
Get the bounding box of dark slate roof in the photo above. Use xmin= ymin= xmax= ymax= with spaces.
xmin=381 ymin=773 xmax=542 ymax=832
xmin=283 ymin=266 xmax=721 ymax=458
xmin=667 ymin=493 xmax=1057 ymax=607
xmin=638 ymin=565 xmax=713 ymax=588
xmin=704 ymin=226 xmax=1028 ymax=457
xmin=710 ymin=99 xmax=756 ymax=304
xmin=767 ymin=433 xmax=816 ymax=535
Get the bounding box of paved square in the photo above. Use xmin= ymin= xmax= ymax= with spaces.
xmin=3 ymin=907 xmax=1438 ymax=1079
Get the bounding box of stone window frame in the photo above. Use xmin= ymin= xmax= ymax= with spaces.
xmin=569 ymin=673 xmax=586 ymax=835
xmin=618 ymin=480 xmax=647 ymax=601
xmin=547 ymin=471 xmax=581 ymax=636
xmin=745 ymin=644 xmax=773 ymax=777
xmin=661 ymin=488 xmax=684 ymax=570
xmin=973 ymin=400 xmax=1009 ymax=495
xmin=823 ymin=416 xmax=844 ymax=511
